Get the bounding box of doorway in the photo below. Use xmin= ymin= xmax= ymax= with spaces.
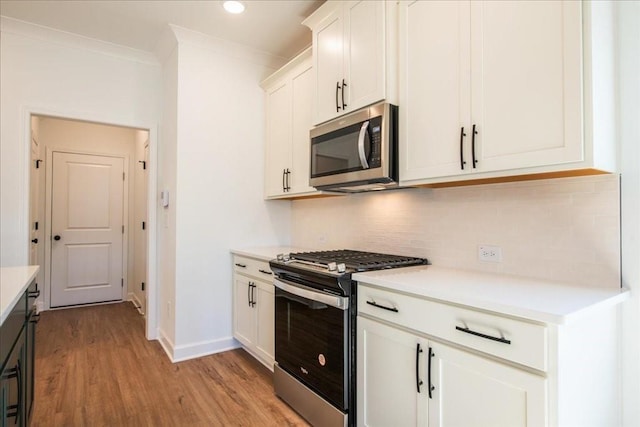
xmin=30 ymin=116 xmax=149 ymax=313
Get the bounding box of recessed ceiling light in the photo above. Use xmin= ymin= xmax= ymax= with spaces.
xmin=223 ymin=1 xmax=245 ymax=14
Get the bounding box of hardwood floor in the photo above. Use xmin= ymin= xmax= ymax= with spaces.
xmin=32 ymin=302 xmax=309 ymax=426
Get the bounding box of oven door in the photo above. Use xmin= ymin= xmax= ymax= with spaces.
xmin=274 ymin=278 xmax=350 ymax=411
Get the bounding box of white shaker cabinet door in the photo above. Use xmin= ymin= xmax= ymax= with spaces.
xmin=264 ymin=80 xmax=292 ymax=197
xmin=343 ymin=0 xmax=386 ymax=115
xmin=254 ymin=281 xmax=275 ymax=367
xmin=429 ymin=341 xmax=547 ymax=427
xmin=313 ymin=6 xmax=344 ymax=125
xmin=289 ymin=64 xmax=315 ymax=195
xmin=400 ymin=0 xmax=471 ymax=181
xmin=233 ymin=276 xmax=256 ymax=348
xmin=357 ymin=316 xmax=428 ymax=427
xmin=469 ymin=0 xmax=583 ymax=173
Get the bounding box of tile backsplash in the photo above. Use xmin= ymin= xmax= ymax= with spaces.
xmin=291 ymin=175 xmax=621 ymax=289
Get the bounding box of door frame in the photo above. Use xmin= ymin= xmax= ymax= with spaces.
xmin=22 ymin=106 xmax=159 ymax=341
xmin=45 ymin=148 xmax=129 ymax=308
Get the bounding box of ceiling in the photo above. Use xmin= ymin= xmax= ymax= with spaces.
xmin=0 ymin=0 xmax=324 ymax=60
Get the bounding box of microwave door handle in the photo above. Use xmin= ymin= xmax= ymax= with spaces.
xmin=358 ymin=121 xmax=370 ymax=169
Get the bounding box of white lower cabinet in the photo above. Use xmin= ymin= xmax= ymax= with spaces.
xmin=357 ymin=281 xmax=622 ymax=426
xmin=357 ymin=316 xmax=545 ymax=427
xmin=232 ymin=255 xmax=275 ymax=369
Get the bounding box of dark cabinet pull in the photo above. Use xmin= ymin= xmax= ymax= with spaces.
xmin=235 ymin=263 xmax=247 ymax=268
xmin=31 ymin=238 xmax=38 ymax=244
xmin=366 ymin=300 xmax=398 ymax=313
xmin=258 ymin=269 xmax=272 ymax=276
xmin=428 ymin=346 xmax=434 ymax=398
xmin=54 ymin=235 xmax=61 ymax=241
xmin=459 ymin=127 xmax=467 ymax=170
xmin=336 ymin=81 xmax=341 ymax=112
xmin=416 ymin=343 xmax=424 ymax=393
xmin=471 ymin=124 xmax=478 ymax=168
xmin=455 ymin=326 xmax=511 ymax=345
xmin=28 ymin=289 xmax=40 ymax=299
xmin=341 ymin=79 xmax=348 ymax=109
xmin=250 ymin=283 xmax=256 ymax=307
xmin=30 ymin=313 xmax=40 ymax=324
xmin=247 ymin=281 xmax=252 ymax=307
xmin=5 ymin=360 xmax=23 ymax=422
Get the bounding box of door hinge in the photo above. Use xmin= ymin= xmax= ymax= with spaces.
xmin=34 ymin=221 xmax=39 ymax=231
xmin=141 ymin=282 xmax=145 ymax=291
xmin=123 ymin=172 xmax=125 ymax=181
xmin=121 ymin=278 xmax=124 ymax=288
xmin=142 ymin=221 xmax=145 ymax=230
xmin=122 ymin=225 xmax=124 ymax=234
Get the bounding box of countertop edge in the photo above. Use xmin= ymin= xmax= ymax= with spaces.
xmin=231 ymin=246 xmax=309 ymax=263
xmin=1 ymin=265 xmax=39 ymax=326
xmin=353 ymin=268 xmax=630 ymax=325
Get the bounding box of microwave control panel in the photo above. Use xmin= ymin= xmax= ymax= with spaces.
xmin=369 ymin=115 xmax=383 ymax=168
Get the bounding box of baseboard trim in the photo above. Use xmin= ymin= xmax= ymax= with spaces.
xmin=156 ymin=329 xmax=240 ymax=363
xmin=128 ymin=293 xmax=145 ymax=316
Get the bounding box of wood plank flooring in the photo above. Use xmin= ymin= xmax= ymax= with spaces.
xmin=32 ymin=302 xmax=309 ymax=426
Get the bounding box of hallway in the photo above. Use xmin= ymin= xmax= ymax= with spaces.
xmin=32 ymin=303 xmax=307 ymax=426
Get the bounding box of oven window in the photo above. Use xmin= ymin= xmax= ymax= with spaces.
xmin=275 ymin=288 xmax=348 ymax=411
xmin=311 ymin=121 xmax=370 ymax=177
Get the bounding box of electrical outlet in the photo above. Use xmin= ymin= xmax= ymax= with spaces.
xmin=478 ymin=245 xmax=502 ymax=262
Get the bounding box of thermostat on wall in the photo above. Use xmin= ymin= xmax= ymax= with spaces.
xmin=161 ymin=190 xmax=169 ymax=207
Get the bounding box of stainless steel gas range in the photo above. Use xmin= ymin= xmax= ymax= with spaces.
xmin=269 ymin=250 xmax=428 ymax=427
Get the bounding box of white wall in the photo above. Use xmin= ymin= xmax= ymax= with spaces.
xmin=156 ymin=32 xmax=179 ymax=349
xmin=0 ymin=17 xmax=161 ymax=269
xmin=158 ymin=26 xmax=292 ymax=361
xmin=618 ymin=1 xmax=640 ymax=426
xmin=292 ymin=174 xmax=621 ymax=289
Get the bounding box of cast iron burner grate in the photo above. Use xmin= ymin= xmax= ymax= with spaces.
xmin=290 ymin=250 xmax=427 ymax=272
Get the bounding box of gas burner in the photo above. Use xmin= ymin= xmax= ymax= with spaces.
xmin=278 ymin=249 xmax=427 ymax=273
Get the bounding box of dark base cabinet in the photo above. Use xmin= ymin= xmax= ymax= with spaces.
xmin=1 ymin=279 xmax=38 ymax=427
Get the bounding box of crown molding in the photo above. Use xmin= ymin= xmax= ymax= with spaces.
xmin=0 ymin=16 xmax=160 ymax=66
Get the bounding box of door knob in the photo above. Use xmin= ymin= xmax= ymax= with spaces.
xmin=31 ymin=238 xmax=38 ymax=244
xmin=54 ymin=235 xmax=61 ymax=241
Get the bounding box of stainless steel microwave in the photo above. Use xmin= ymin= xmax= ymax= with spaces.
xmin=309 ymin=102 xmax=398 ymax=193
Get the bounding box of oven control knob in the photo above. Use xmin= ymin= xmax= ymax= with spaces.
xmin=328 ymin=262 xmax=337 ymax=271
xmin=337 ymin=263 xmax=346 ymax=273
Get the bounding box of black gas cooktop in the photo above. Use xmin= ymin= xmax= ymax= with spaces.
xmin=290 ymin=249 xmax=427 ymax=272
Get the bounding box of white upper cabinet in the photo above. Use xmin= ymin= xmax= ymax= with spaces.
xmin=304 ymin=1 xmax=397 ymax=125
xmin=400 ymin=0 xmax=615 ymax=186
xmin=262 ymin=48 xmax=318 ymax=199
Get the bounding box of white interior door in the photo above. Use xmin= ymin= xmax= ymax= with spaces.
xmin=50 ymin=152 xmax=124 ymax=307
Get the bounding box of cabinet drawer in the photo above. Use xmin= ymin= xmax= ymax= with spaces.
xmin=233 ymin=256 xmax=274 ymax=281
xmin=358 ymin=284 xmax=547 ymax=371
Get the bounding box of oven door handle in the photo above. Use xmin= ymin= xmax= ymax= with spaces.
xmin=357 ymin=120 xmax=370 ymax=169
xmin=274 ymin=278 xmax=349 ymax=310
